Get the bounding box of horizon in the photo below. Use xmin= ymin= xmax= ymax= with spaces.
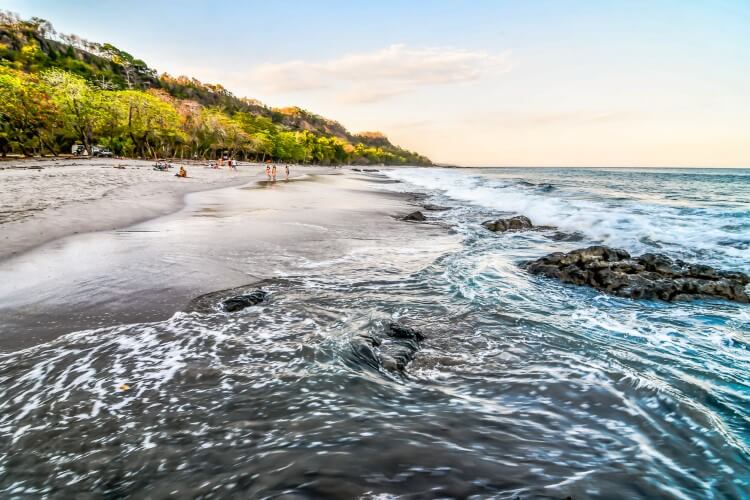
xmin=4 ymin=0 xmax=749 ymax=168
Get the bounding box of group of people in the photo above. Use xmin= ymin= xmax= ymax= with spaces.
xmin=265 ymin=164 xmax=290 ymax=182
xmin=153 ymin=160 xmax=172 ymax=171
xmin=166 ymin=159 xmax=292 ymax=182
xmin=208 ymin=159 xmax=238 ymax=171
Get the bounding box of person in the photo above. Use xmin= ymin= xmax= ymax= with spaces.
xmin=231 ymin=159 xmax=238 ymax=171
xmin=266 ymin=164 xmax=271 ymax=180
xmin=271 ymin=164 xmax=277 ymax=181
xmin=176 ymin=166 xmax=187 ymax=178
xmin=284 ymin=164 xmax=290 ymax=181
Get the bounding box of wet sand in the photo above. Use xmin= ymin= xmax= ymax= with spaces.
xmin=0 ymin=158 xmax=271 ymax=262
xmin=0 ymin=164 xmax=457 ymax=351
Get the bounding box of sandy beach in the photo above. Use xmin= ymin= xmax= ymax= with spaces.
xmin=0 ymin=158 xmax=271 ymax=262
xmin=0 ymin=160 xmax=456 ymax=350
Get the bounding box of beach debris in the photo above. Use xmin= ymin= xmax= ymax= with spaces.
xmin=221 ymin=290 xmax=268 ymax=312
xmin=525 ymin=245 xmax=750 ymax=303
xmin=402 ymin=211 xmax=426 ymax=222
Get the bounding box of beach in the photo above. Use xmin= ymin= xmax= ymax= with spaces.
xmin=0 ymin=158 xmax=267 ymax=262
xmin=0 ymin=164 xmax=748 ymax=497
xmin=0 ymin=160 xmax=456 ymax=350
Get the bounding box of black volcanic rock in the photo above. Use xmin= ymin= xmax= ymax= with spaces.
xmin=351 ymin=322 xmax=427 ymax=373
xmin=403 ymin=211 xmax=426 ymax=222
xmin=547 ymin=231 xmax=586 ymax=242
xmin=422 ymin=204 xmax=451 ymax=212
xmin=525 ymin=246 xmax=749 ymax=303
xmin=482 ymin=215 xmax=534 ymax=232
xmin=221 ymin=290 xmax=268 ymax=312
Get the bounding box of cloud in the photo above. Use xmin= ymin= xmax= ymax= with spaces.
xmin=251 ymin=44 xmax=513 ymax=103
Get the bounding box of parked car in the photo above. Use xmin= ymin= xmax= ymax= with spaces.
xmin=92 ymin=146 xmax=113 ymax=158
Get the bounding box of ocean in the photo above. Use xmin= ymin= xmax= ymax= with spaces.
xmin=0 ymin=167 xmax=748 ymax=498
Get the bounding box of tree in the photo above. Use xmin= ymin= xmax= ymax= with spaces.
xmin=42 ymin=69 xmax=99 ymax=154
xmin=0 ymin=67 xmax=59 ymax=156
xmin=119 ymin=89 xmax=183 ymax=158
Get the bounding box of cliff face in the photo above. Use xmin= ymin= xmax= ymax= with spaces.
xmin=0 ymin=14 xmax=430 ymax=164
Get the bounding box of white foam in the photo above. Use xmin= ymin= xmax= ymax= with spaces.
xmin=384 ymin=168 xmax=750 ymax=271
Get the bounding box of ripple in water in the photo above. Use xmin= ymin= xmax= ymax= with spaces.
xmin=1 ymin=167 xmax=749 ymax=498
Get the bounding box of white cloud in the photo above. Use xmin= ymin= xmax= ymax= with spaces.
xmin=251 ymin=44 xmax=513 ymax=103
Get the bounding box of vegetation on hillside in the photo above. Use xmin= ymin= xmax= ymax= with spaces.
xmin=0 ymin=12 xmax=431 ymax=165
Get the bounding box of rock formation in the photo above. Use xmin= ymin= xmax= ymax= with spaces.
xmin=403 ymin=211 xmax=427 ymax=222
xmin=350 ymin=321 xmax=426 ymax=373
xmin=482 ymin=215 xmax=534 ymax=232
xmin=221 ymin=290 xmax=269 ymax=312
xmin=525 ymin=246 xmax=749 ymax=303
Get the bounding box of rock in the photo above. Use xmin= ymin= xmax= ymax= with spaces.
xmin=221 ymin=290 xmax=268 ymax=312
xmin=422 ymin=204 xmax=451 ymax=212
xmin=350 ymin=322 xmax=427 ymax=374
xmin=402 ymin=211 xmax=426 ymax=222
xmin=482 ymin=215 xmax=533 ymax=232
xmin=525 ymin=246 xmax=749 ymax=303
xmin=548 ymin=231 xmax=585 ymax=242
xmin=385 ymin=322 xmax=425 ymax=341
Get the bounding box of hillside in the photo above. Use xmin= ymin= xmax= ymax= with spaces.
xmin=0 ymin=12 xmax=431 ymax=165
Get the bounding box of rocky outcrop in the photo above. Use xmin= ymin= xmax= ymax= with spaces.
xmin=403 ymin=211 xmax=426 ymax=222
xmin=221 ymin=290 xmax=268 ymax=312
xmin=525 ymin=246 xmax=750 ymax=303
xmin=482 ymin=215 xmax=536 ymax=232
xmin=350 ymin=322 xmax=426 ymax=373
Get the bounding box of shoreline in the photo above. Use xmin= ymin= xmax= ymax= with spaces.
xmin=0 ymin=158 xmax=325 ymax=262
xmin=0 ymin=166 xmax=457 ymax=351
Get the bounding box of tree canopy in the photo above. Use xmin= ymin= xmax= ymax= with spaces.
xmin=0 ymin=12 xmax=431 ymax=164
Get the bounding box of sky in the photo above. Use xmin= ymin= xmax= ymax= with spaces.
xmin=4 ymin=0 xmax=749 ymax=167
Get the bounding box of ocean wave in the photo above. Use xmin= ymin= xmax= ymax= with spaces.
xmin=383 ymin=168 xmax=750 ymax=272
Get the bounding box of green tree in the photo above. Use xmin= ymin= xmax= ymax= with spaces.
xmin=0 ymin=67 xmax=59 ymax=156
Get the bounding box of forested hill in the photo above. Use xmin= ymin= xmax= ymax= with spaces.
xmin=0 ymin=12 xmax=431 ymax=165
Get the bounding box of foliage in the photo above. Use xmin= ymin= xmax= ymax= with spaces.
xmin=0 ymin=11 xmax=431 ymax=164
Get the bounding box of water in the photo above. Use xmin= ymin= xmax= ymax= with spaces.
xmin=1 ymin=167 xmax=748 ymax=498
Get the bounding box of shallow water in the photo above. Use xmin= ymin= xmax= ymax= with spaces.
xmin=0 ymin=168 xmax=748 ymax=498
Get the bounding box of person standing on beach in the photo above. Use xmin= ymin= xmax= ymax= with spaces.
xmin=272 ymin=164 xmax=277 ymax=181
xmin=266 ymin=164 xmax=271 ymax=180
xmin=284 ymin=164 xmax=290 ymax=181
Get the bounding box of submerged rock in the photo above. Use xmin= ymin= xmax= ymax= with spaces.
xmin=525 ymin=246 xmax=750 ymax=303
xmin=403 ymin=211 xmax=426 ymax=222
xmin=547 ymin=231 xmax=586 ymax=242
xmin=482 ymin=215 xmax=544 ymax=233
xmin=422 ymin=203 xmax=451 ymax=212
xmin=221 ymin=290 xmax=268 ymax=312
xmin=351 ymin=321 xmax=427 ymax=374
